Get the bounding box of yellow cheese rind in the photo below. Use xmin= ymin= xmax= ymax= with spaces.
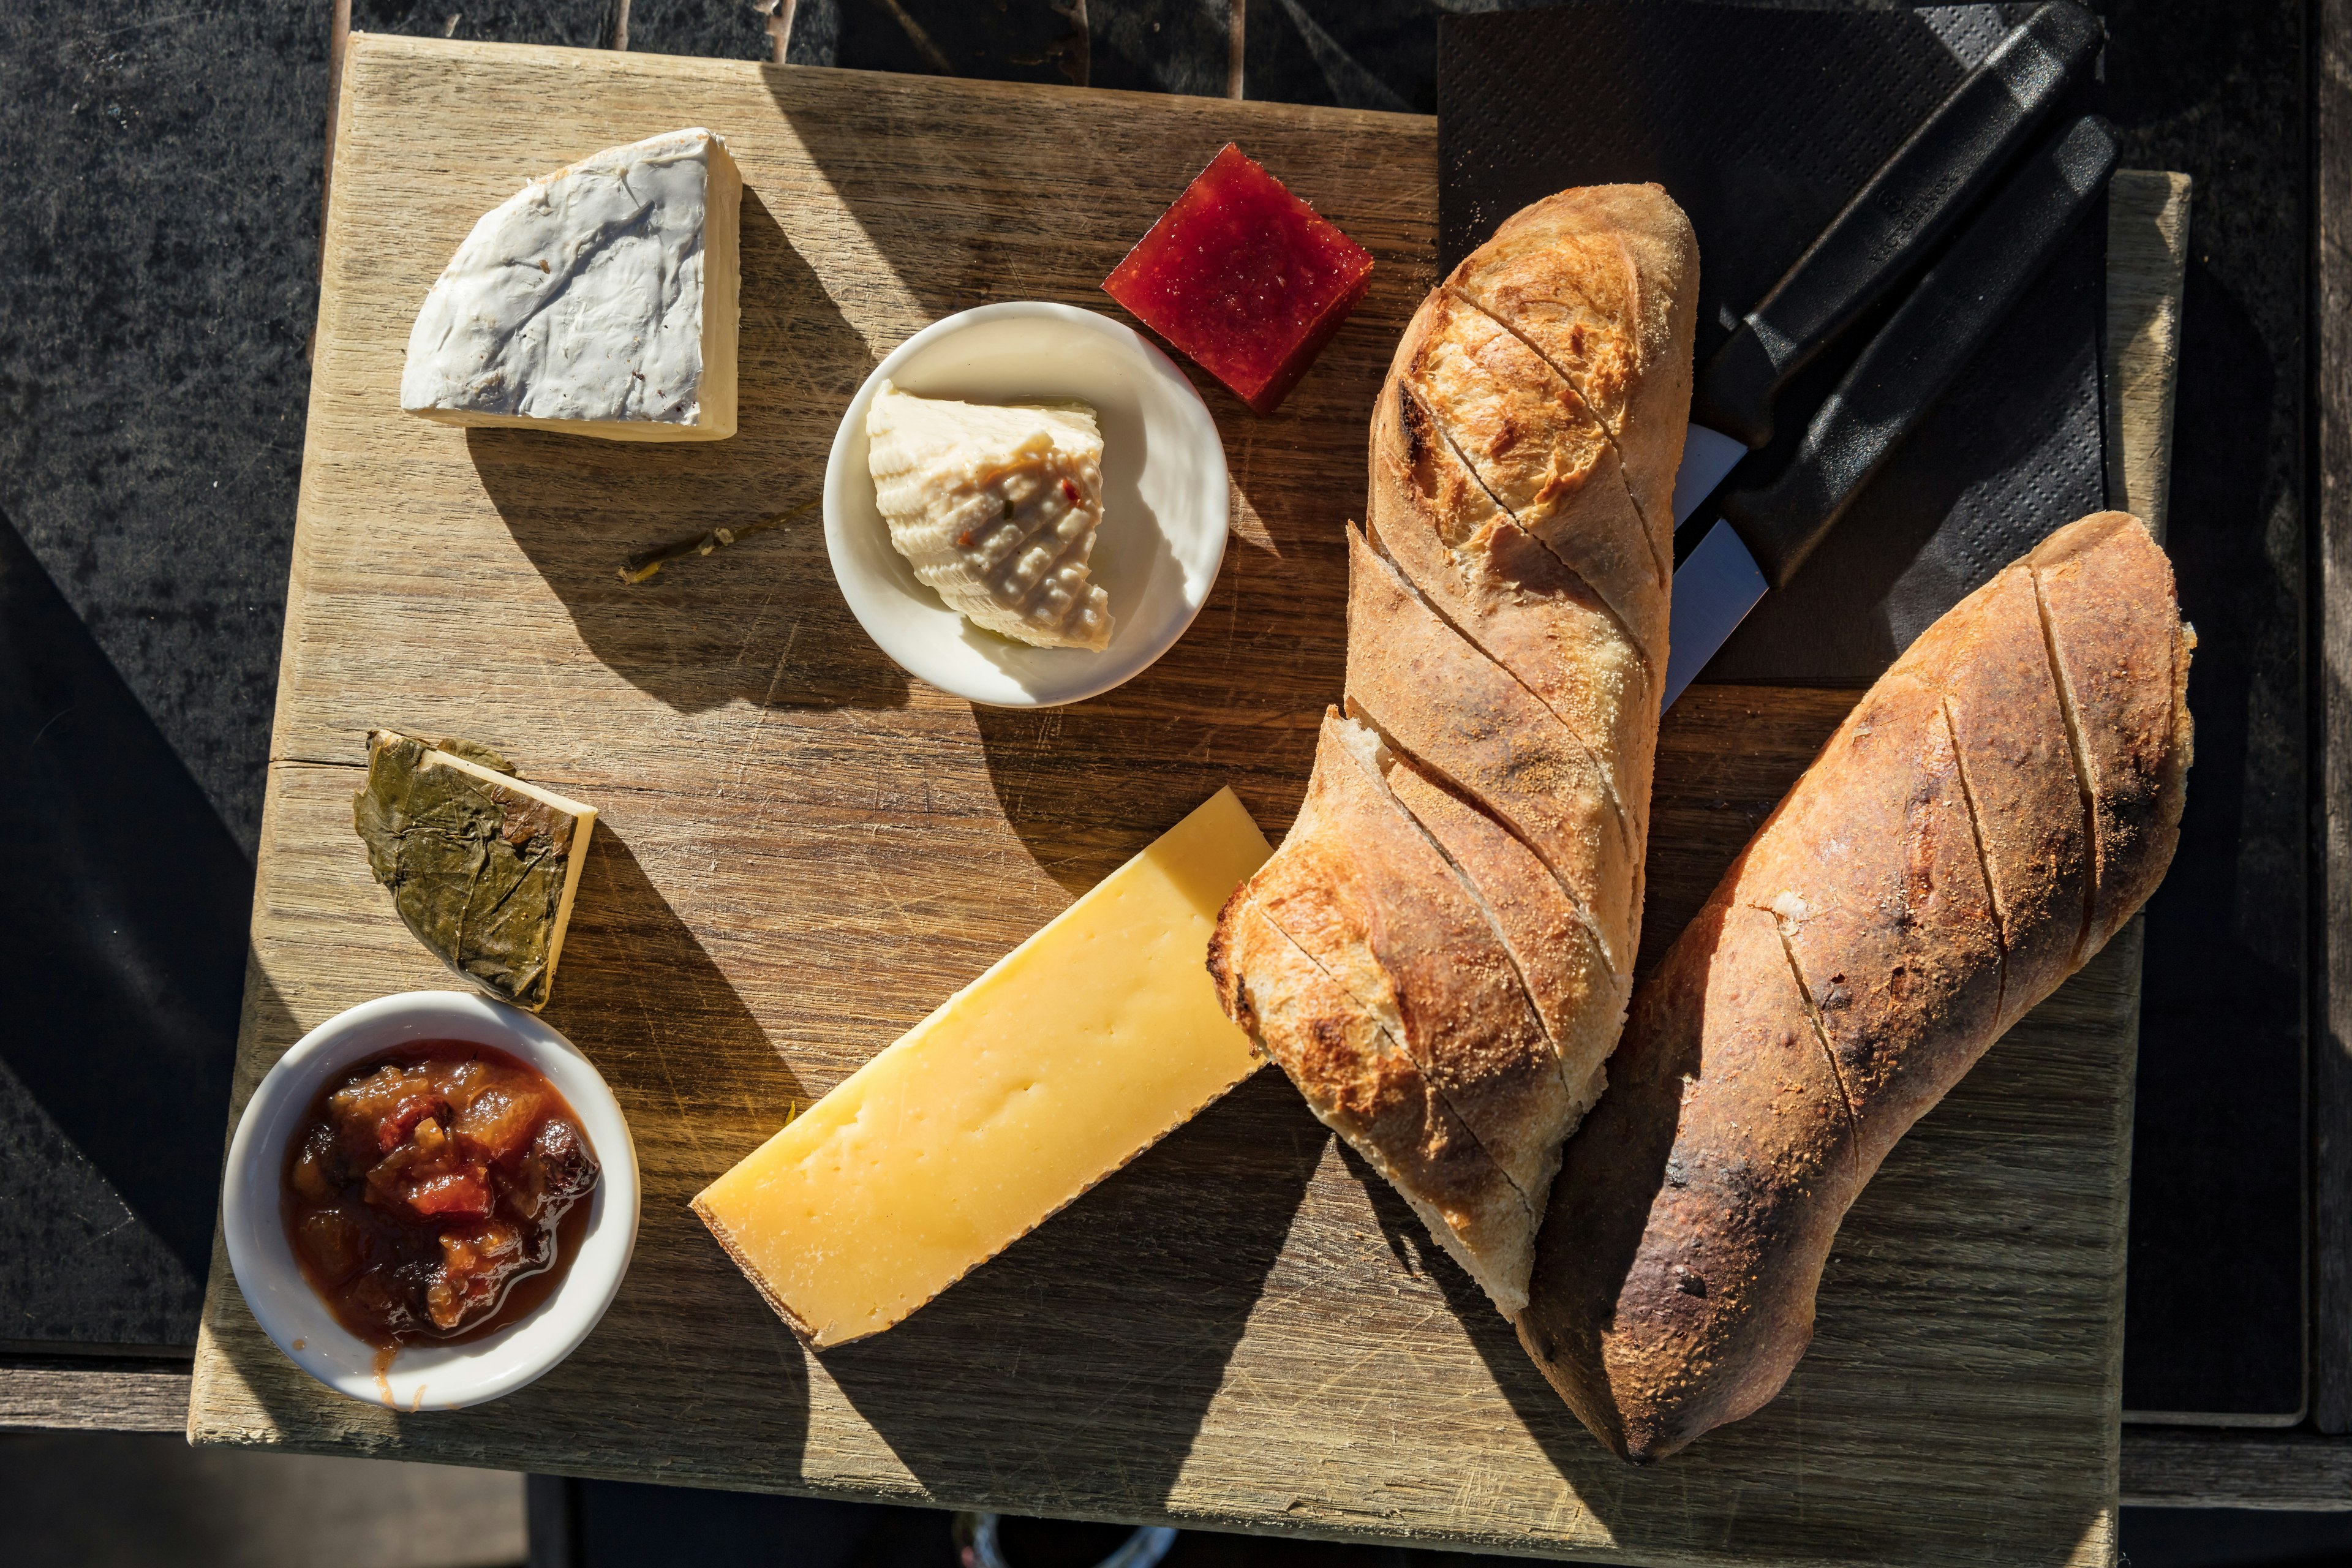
xmin=693 ymin=787 xmax=1274 ymax=1348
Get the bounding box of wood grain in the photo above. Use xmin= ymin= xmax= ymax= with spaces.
xmin=190 ymin=34 xmax=2155 ymax=1567
xmin=2122 ymin=1427 xmax=2352 ymax=1510
xmin=2103 ymin=170 xmax=2191 ymax=541
xmin=0 ymin=1359 xmax=190 ymax=1433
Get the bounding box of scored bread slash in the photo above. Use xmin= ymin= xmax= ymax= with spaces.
xmin=1519 ymin=510 xmax=2193 ymax=1463
xmin=692 ymin=788 xmax=1272 ymax=1348
xmin=352 ymin=731 xmax=598 ymax=1013
xmin=1251 ymin=712 xmax=1566 ymax=1219
xmin=1443 ymin=183 xmax=1701 ymax=553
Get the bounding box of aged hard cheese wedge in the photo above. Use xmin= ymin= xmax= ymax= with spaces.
xmin=692 ymin=788 xmax=1272 ymax=1347
xmin=400 ymin=128 xmax=741 ymax=441
xmin=352 ymin=730 xmax=597 ymax=1012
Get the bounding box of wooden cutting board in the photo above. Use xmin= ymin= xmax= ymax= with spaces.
xmin=190 ymin=34 xmax=2153 ymax=1568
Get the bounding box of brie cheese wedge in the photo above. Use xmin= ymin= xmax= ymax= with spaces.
xmin=866 ymin=382 xmax=1114 ymax=651
xmin=400 ymin=128 xmax=741 ymax=442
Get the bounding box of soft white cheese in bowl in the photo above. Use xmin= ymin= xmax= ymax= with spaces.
xmin=824 ymin=301 xmax=1231 ymax=707
xmin=222 ymin=990 xmax=639 ymax=1411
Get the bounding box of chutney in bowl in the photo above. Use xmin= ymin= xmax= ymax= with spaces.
xmin=284 ymin=1042 xmax=600 ymax=1355
xmin=224 ymin=990 xmax=639 ymax=1409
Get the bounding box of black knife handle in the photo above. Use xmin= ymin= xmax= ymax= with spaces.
xmin=1716 ymin=113 xmax=2118 ymax=589
xmin=1690 ymin=1 xmax=2103 ymax=450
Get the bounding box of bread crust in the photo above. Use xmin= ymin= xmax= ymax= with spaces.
xmin=1744 ymin=668 xmax=2006 ymax=1155
xmin=1210 ymin=184 xmax=1696 ymax=1314
xmin=1444 ymin=183 xmax=1698 ymax=557
xmin=1368 ymin=376 xmax=1659 ymax=827
xmin=2027 ymin=511 xmax=2197 ymax=958
xmin=1390 ymin=291 xmax=1665 ymax=647
xmin=1348 ymin=524 xmax=1636 ymax=974
xmin=1246 ymin=713 xmax=1572 ymax=1213
xmin=1517 ymin=900 xmax=1858 ymax=1457
xmin=1898 ymin=566 xmax=2088 ymax=1027
xmin=1378 ymin=752 xmax=1623 ymax=1112
xmin=1518 ymin=511 xmax=2193 ymax=1461
xmin=1209 ymin=896 xmax=1537 ymax=1311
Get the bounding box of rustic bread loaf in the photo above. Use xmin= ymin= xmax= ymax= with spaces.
xmin=1208 ymin=186 xmax=1697 ymax=1314
xmin=1515 ymin=510 xmax=2193 ymax=1460
xmin=1443 ymin=183 xmax=1698 ymax=559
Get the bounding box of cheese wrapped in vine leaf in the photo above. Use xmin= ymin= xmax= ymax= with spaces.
xmin=353 ymin=729 xmax=598 ymax=1011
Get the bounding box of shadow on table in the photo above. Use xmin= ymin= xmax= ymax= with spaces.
xmin=534 ymin=823 xmax=818 ymax=1457
xmin=545 ymin=819 xmax=810 ymax=1123
xmin=205 ymin=821 xmax=817 ymax=1460
xmin=820 ymin=1069 xmax=1327 ymax=1515
xmin=760 ymin=69 xmax=1404 ymax=894
xmin=1363 ymin=940 xmax=2118 ymax=1564
xmin=960 ymin=401 xmax=1348 ymax=893
xmin=2124 ymin=256 xmax=2305 ymax=1417
xmin=473 ymin=188 xmax=906 ymax=718
xmin=1331 ymin=1140 xmax=1604 ymax=1478
xmin=955 ymin=384 xmax=1349 ymax=896
xmin=0 ymin=508 xmax=247 ymax=1351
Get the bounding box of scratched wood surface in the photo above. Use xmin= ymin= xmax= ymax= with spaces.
xmin=192 ymin=34 xmax=2147 ymax=1568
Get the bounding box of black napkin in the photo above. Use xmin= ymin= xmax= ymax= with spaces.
xmin=1438 ymin=0 xmax=2106 ymax=683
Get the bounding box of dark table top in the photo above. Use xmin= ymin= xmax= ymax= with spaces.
xmin=0 ymin=0 xmax=2310 ymax=1422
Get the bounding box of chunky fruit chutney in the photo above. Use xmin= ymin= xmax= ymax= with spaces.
xmin=1102 ymin=143 xmax=1373 ymax=415
xmin=282 ymin=1042 xmax=599 ymax=1354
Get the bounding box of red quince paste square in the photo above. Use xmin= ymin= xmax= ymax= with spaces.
xmin=1103 ymin=143 xmax=1374 ymax=415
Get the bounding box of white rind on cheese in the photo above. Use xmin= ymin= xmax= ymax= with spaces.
xmin=399 ymin=128 xmax=742 ymax=442
xmin=866 ymin=382 xmax=1114 ymax=650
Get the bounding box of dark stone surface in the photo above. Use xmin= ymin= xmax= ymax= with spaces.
xmin=0 ymin=512 xmax=245 ymax=1351
xmin=2103 ymin=0 xmax=2312 ymax=1421
xmin=1091 ymin=0 xmax=1232 ymax=97
xmin=546 ymin=1475 xmax=2352 ymax=1568
xmin=1245 ymin=0 xmax=1432 ymax=112
xmin=0 ymin=0 xmax=328 ymax=859
xmin=557 ymin=1479 xmax=1590 ymax=1568
xmin=353 ymin=0 xmax=613 ymax=50
xmin=627 ymin=0 xmax=775 ymax=62
xmin=0 ymin=0 xmax=2315 ymax=1425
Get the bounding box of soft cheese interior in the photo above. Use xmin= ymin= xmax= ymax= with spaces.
xmin=400 ymin=128 xmax=741 ymax=441
xmin=866 ymin=382 xmax=1114 ymax=650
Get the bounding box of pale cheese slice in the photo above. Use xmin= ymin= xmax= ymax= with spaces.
xmin=400 ymin=128 xmax=741 ymax=441
xmin=865 ymin=382 xmax=1114 ymax=650
xmin=692 ymin=787 xmax=1272 ymax=1347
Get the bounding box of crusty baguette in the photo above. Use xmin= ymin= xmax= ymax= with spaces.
xmin=1444 ymin=183 xmax=1700 ymax=556
xmin=1250 ymin=714 xmax=1570 ymax=1204
xmin=1515 ymin=510 xmax=2194 ymax=1461
xmin=1209 ymin=185 xmax=1697 ymax=1313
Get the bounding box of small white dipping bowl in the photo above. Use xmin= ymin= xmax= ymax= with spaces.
xmin=824 ymin=301 xmax=1231 ymax=707
xmin=222 ymin=990 xmax=639 ymax=1411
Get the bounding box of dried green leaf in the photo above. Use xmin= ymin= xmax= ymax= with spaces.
xmin=617 ymin=496 xmax=816 ymax=584
xmin=353 ymin=730 xmax=578 ymax=1010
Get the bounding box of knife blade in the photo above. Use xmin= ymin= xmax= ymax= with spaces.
xmin=1659 ymin=111 xmax=2120 ymax=711
xmin=1656 ymin=1 xmax=2101 ymax=705
xmin=1662 ymin=0 xmax=2103 ymax=543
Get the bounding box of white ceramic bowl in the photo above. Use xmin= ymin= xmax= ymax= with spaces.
xmin=824 ymin=301 xmax=1231 ymax=707
xmin=222 ymin=990 xmax=639 ymax=1411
